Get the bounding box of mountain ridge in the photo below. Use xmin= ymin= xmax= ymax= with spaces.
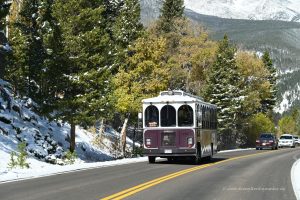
xmin=140 ymin=0 xmax=300 ymax=113
xmin=185 ymin=0 xmax=300 ymax=22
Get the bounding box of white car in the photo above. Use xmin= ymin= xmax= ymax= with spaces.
xmin=278 ymin=134 xmax=295 ymax=148
xmin=294 ymin=135 xmax=300 ymax=146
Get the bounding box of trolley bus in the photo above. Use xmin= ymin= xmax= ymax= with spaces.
xmin=142 ymin=90 xmax=218 ymax=163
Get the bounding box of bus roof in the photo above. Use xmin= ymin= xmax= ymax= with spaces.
xmin=142 ymin=90 xmax=216 ymax=107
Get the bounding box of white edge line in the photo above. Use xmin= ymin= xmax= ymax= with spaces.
xmin=291 ymin=158 xmax=300 ymax=200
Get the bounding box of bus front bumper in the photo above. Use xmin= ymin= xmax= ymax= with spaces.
xmin=144 ymin=148 xmax=197 ymax=157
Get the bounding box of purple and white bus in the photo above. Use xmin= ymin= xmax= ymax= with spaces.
xmin=142 ymin=90 xmax=218 ymax=163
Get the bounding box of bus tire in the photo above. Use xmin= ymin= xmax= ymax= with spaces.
xmin=148 ymin=156 xmax=156 ymax=163
xmin=210 ymin=143 xmax=214 ymax=158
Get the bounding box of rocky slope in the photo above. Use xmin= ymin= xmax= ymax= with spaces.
xmin=0 ymin=79 xmax=122 ymax=166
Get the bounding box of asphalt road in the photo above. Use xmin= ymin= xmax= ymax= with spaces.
xmin=0 ymin=148 xmax=299 ymax=200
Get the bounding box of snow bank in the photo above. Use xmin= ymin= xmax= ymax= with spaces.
xmin=0 ymin=153 xmax=147 ymax=183
xmin=291 ymin=158 xmax=300 ymax=200
xmin=1 ymin=79 xmax=142 ymax=183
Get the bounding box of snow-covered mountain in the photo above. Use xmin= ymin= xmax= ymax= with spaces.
xmin=140 ymin=0 xmax=300 ymax=114
xmin=185 ymin=0 xmax=300 ymax=22
xmin=140 ymin=0 xmax=162 ymax=25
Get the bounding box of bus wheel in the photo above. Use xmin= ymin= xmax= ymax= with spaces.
xmin=148 ymin=156 xmax=156 ymax=163
xmin=167 ymin=157 xmax=174 ymax=162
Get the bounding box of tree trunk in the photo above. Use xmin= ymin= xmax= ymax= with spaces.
xmin=70 ymin=123 xmax=76 ymax=152
xmin=98 ymin=118 xmax=104 ymax=138
xmin=120 ymin=118 xmax=129 ymax=157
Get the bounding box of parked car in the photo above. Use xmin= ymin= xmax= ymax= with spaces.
xmin=256 ymin=133 xmax=278 ymax=150
xmin=293 ymin=135 xmax=300 ymax=146
xmin=278 ymin=134 xmax=295 ymax=148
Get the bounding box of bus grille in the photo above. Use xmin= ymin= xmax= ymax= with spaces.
xmin=161 ymin=131 xmax=176 ymax=147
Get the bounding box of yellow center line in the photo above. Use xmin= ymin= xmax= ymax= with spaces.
xmin=101 ymin=150 xmax=279 ymax=200
xmin=101 ymin=164 xmax=212 ymax=200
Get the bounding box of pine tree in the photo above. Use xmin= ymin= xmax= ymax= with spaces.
xmin=112 ymin=0 xmax=143 ymax=67
xmin=7 ymin=0 xmax=46 ymax=99
xmin=158 ymin=0 xmax=185 ymax=33
xmin=204 ymin=35 xmax=241 ymax=149
xmin=6 ymin=0 xmax=66 ymax=115
xmin=37 ymin=0 xmax=68 ymax=114
xmin=102 ymin=0 xmax=122 ymax=71
xmin=153 ymin=0 xmax=187 ymax=69
xmin=0 ymin=0 xmax=11 ymax=78
xmin=53 ymin=0 xmax=113 ymax=152
xmin=261 ymin=51 xmax=277 ymax=113
xmin=102 ymin=0 xmax=144 ymax=73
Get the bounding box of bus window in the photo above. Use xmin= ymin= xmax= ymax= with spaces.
xmin=145 ymin=105 xmax=159 ymax=127
xmin=202 ymin=106 xmax=205 ymax=129
xmin=178 ymin=105 xmax=194 ymax=127
xmin=206 ymin=107 xmax=210 ymax=129
xmin=161 ymin=105 xmax=176 ymax=127
xmin=196 ymin=104 xmax=202 ymax=127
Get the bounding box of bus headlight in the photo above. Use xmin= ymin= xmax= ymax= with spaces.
xmin=187 ymin=137 xmax=193 ymax=145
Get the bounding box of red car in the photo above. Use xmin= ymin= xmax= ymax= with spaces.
xmin=256 ymin=133 xmax=278 ymax=150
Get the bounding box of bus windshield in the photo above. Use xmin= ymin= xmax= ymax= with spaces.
xmin=161 ymin=105 xmax=176 ymax=127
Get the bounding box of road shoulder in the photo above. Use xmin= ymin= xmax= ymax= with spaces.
xmin=291 ymin=157 xmax=300 ymax=200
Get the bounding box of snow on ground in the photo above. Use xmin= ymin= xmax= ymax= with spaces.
xmin=274 ymin=83 xmax=300 ymax=114
xmin=292 ymin=157 xmax=300 ymax=200
xmin=0 ymin=147 xmax=257 ymax=183
xmin=0 ymin=120 xmax=143 ymax=183
xmin=0 ymin=79 xmax=142 ymax=183
xmin=0 ymin=152 xmax=147 ymax=183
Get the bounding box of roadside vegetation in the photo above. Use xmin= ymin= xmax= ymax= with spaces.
xmin=0 ymin=0 xmax=297 ymax=153
xmin=8 ymin=142 xmax=30 ymax=169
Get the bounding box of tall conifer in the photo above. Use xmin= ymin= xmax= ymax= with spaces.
xmin=104 ymin=0 xmax=144 ymax=72
xmin=158 ymin=0 xmax=185 ymax=33
xmin=205 ymin=35 xmax=242 ymax=148
xmin=53 ymin=0 xmax=113 ymax=152
xmin=261 ymin=51 xmax=277 ymax=113
xmin=0 ymin=0 xmax=11 ymax=78
xmin=7 ymin=0 xmax=46 ymax=99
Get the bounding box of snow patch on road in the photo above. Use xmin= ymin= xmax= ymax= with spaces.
xmin=291 ymin=157 xmax=300 ymax=200
xmin=218 ymin=148 xmax=255 ymax=153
